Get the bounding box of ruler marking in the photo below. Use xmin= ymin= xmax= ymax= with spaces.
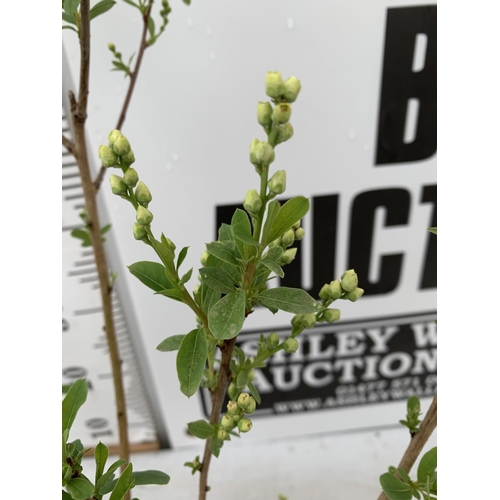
xmin=65 ymin=193 xmax=85 ymax=201
xmin=80 ymin=275 xmax=99 ymax=284
xmin=62 ymin=224 xmax=84 ymax=232
xmin=74 ymin=306 xmax=103 ymax=316
xmin=74 ymin=258 xmax=96 ymax=267
xmin=68 ymin=267 xmax=97 ymax=277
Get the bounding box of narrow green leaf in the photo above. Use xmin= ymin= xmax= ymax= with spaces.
xmin=427 ymin=227 xmax=437 ymax=235
xmin=379 ymin=473 xmax=412 ymax=500
xmin=265 ymin=196 xmax=310 ymax=246
xmin=200 ymin=267 xmax=236 ymax=294
xmin=62 ymin=25 xmax=78 ymax=32
xmin=179 ymin=267 xmax=193 ymax=286
xmin=64 ymin=0 xmax=81 ymax=15
xmin=122 ymin=0 xmax=140 ymax=8
xmin=176 ymin=329 xmax=208 ymax=397
xmin=132 ymin=470 xmax=170 ymax=485
xmin=128 ymin=261 xmax=173 ymax=292
xmin=417 ymin=447 xmax=437 ymax=485
xmin=176 ymin=246 xmax=189 ymax=271
xmin=233 ymin=345 xmax=245 ymax=366
xmin=62 ymin=12 xmax=76 ymax=24
xmin=206 ymin=241 xmax=242 ymax=267
xmin=112 ymin=61 xmax=129 ymax=72
xmin=183 ymin=0 xmax=191 ymax=4
xmin=150 ymin=237 xmax=175 ymax=274
xmin=94 ymin=442 xmax=109 ymax=485
xmin=148 ymin=16 xmax=156 ymax=38
xmin=261 ymin=199 xmax=281 ymax=246
xmin=187 ymin=420 xmax=217 ymax=439
xmin=65 ymin=478 xmax=95 ymax=500
xmin=100 ymin=224 xmax=112 ymax=235
xmin=260 ymin=258 xmax=284 ymax=278
xmin=71 ymin=229 xmax=91 ymax=244
xmin=208 ymin=291 xmax=246 ymax=340
xmin=96 ymin=459 xmax=126 ymax=494
xmin=209 ymin=437 xmax=223 ymax=457
xmin=257 ymin=287 xmax=323 ymax=314
xmin=155 ymin=288 xmax=186 ymax=303
xmin=247 ymin=381 xmax=261 ymax=404
xmin=62 ymin=378 xmax=88 ymax=434
xmin=90 ymin=0 xmax=116 ymax=20
xmin=236 ymin=370 xmax=248 ymax=389
xmin=156 ymin=334 xmax=185 ymax=352
xmin=109 ymin=463 xmax=133 ymax=500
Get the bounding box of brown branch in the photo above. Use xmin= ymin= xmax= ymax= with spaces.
xmin=94 ymin=0 xmax=155 ymax=192
xmin=70 ymin=1 xmax=131 ymax=494
xmin=199 ymin=338 xmax=237 ymax=500
xmin=62 ymin=134 xmax=76 ymax=156
xmin=377 ymin=394 xmax=437 ymax=500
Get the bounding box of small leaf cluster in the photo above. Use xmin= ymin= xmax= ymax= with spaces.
xmin=62 ymin=379 xmax=170 ymax=499
xmin=380 ymin=447 xmax=437 ymax=500
xmin=107 ymin=43 xmax=135 ymax=78
xmin=71 ymin=207 xmax=111 ymax=248
xmin=399 ymin=395 xmax=422 ymax=435
xmin=62 ymin=0 xmax=116 ymax=35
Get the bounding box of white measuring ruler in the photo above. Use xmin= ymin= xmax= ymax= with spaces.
xmin=62 ymin=57 xmax=170 ymax=451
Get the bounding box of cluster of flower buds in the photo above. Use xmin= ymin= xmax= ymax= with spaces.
xmin=268 ymin=220 xmax=304 ymax=265
xmin=219 ymin=393 xmax=256 ymax=437
xmin=339 ymin=269 xmax=364 ymax=302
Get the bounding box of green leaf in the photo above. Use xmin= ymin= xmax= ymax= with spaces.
xmin=208 ymin=291 xmax=246 ymax=340
xmin=132 ymin=470 xmax=170 ymax=485
xmin=148 ymin=16 xmax=156 ymax=38
xmin=379 ymin=473 xmax=412 ymax=500
xmin=187 ymin=420 xmax=217 ymax=439
xmin=62 ymin=12 xmax=76 ymax=24
xmin=218 ymin=224 xmax=234 ymax=242
xmin=94 ymin=442 xmax=109 ymax=485
xmin=417 ymin=447 xmax=437 ymax=485
xmin=209 ymin=437 xmax=223 ymax=457
xmin=179 ymin=267 xmax=193 ymax=286
xmin=261 ymin=199 xmax=281 ymax=246
xmin=247 ymin=381 xmax=261 ymax=404
xmin=260 ymin=258 xmax=284 ymax=278
xmin=112 ymin=60 xmax=130 ymax=72
xmin=233 ymin=223 xmax=260 ymax=246
xmin=122 ymin=0 xmax=140 ymax=8
xmin=90 ymin=0 xmax=116 ymax=20
xmin=128 ymin=261 xmax=173 ymax=292
xmin=65 ymin=478 xmax=95 ymax=500
xmin=176 ymin=329 xmax=208 ymax=397
xmin=176 ymin=246 xmax=189 ymax=271
xmin=96 ymin=459 xmax=126 ymax=494
xmin=100 ymin=224 xmax=112 ymax=235
xmin=232 ymin=208 xmax=251 ymax=234
xmin=397 ymin=468 xmax=411 ymax=484
xmin=264 ymin=196 xmax=310 ymax=247
xmin=157 ymin=334 xmax=185 ymax=352
xmin=71 ymin=229 xmax=91 ymax=244
xmin=64 ymin=0 xmax=81 ymax=15
xmin=206 ymin=241 xmax=242 ymax=268
xmin=236 ymin=370 xmax=248 ymax=389
xmin=150 ymin=237 xmax=176 ymax=274
xmin=109 ymin=463 xmax=134 ymax=500
xmin=200 ymin=284 xmax=221 ymax=314
xmin=257 ymin=287 xmax=323 ymax=314
xmin=155 ymin=288 xmax=186 ymax=302
xmin=427 ymin=227 xmax=437 ymax=235
xmin=200 ymin=267 xmax=236 ymax=295
xmin=62 ymin=25 xmax=79 ymax=32
xmin=62 ymin=490 xmax=72 ymax=500
xmin=62 ymin=378 xmax=88 ymax=434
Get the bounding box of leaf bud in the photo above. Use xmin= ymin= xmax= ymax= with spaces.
xmin=267 ymin=332 xmax=280 ymax=348
xmin=237 ymin=417 xmax=253 ymax=433
xmin=123 ymin=168 xmax=139 ymax=188
xmin=341 ymin=269 xmax=358 ymax=293
xmin=112 ymin=134 xmax=131 ymax=156
xmin=300 ymin=313 xmax=316 ymax=329
xmin=280 ymin=247 xmax=297 ymax=264
xmin=200 ymin=250 xmax=209 ymax=266
xmin=272 ymin=103 xmax=292 ymax=125
xmin=136 ymin=205 xmax=153 ymax=226
xmin=227 ymin=400 xmax=240 ymax=415
xmin=217 ymin=429 xmax=228 ymax=441
xmin=133 ymin=222 xmax=147 ymax=240
xmin=281 ymin=229 xmax=295 ymax=248
xmin=265 ymin=70 xmax=285 ymax=100
xmin=257 ymin=101 xmax=273 ymax=127
xmin=275 ymin=123 xmax=294 ymax=145
xmin=135 ymin=181 xmax=152 ymax=206
xmin=109 ymin=174 xmax=128 ymax=195
xmin=99 ymin=145 xmax=119 ymax=167
xmin=283 ymin=76 xmax=302 ymax=103
xmin=268 ymin=170 xmax=287 ymax=195
xmin=243 ymin=189 xmax=262 ymax=214
xmin=323 ymin=308 xmax=341 ymax=323
xmin=283 ymin=337 xmax=299 ymax=354
xmin=294 ymin=227 xmax=305 ymax=240
xmin=108 ymin=129 xmax=122 ymax=147
xmin=221 ymin=415 xmax=235 ymax=430
xmin=121 ymin=149 xmax=135 ymax=165
xmin=346 ymin=287 xmax=364 ymax=302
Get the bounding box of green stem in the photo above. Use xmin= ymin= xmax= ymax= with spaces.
xmin=252 ymin=165 xmax=269 ymax=244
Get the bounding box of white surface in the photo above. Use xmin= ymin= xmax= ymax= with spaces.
xmin=83 ymin=425 xmax=437 ymax=499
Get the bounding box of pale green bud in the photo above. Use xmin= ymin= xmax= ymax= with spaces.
xmin=269 ymin=237 xmax=282 ymax=248
xmin=280 ymin=247 xmax=297 ymax=264
xmin=319 ymin=284 xmax=331 ymax=301
xmin=275 ymin=123 xmax=294 ymax=145
xmin=192 ymin=283 xmax=200 ymax=295
xmin=217 ymin=429 xmax=228 ymax=440
xmin=283 ymin=76 xmax=302 ymax=103
xmin=200 ymin=250 xmax=209 ymax=266
xmin=109 ymin=174 xmax=128 ymax=195
xmin=267 ymin=332 xmax=279 ymax=348
xmin=108 ymin=42 xmax=116 ymax=51
xmin=268 ymin=170 xmax=286 ymax=195
xmin=300 ymin=313 xmax=316 ymax=329
xmin=323 ymin=308 xmax=341 ymax=323
xmin=341 ymin=269 xmax=358 ymax=293
xmin=121 ymin=149 xmax=135 ymax=165
xmin=238 ymin=418 xmax=253 ymax=433
xmin=265 ymin=70 xmax=285 ymax=100
xmin=291 ymin=314 xmax=303 ymax=327
xmin=282 ymin=229 xmax=295 ymax=248
xmin=294 ymin=220 xmax=301 ymax=228
xmin=272 ymin=103 xmax=292 ymax=125
xmin=133 ymin=222 xmax=147 ymax=240
xmin=123 ymin=168 xmax=139 ymax=188
xmin=233 ymin=414 xmax=241 ymax=423
xmin=228 ymin=383 xmax=238 ymax=401
xmin=346 ymin=287 xmax=364 ymax=302
xmin=245 ymin=396 xmax=256 ymax=415
xmin=237 ymin=392 xmax=251 ymax=409
xmin=99 ymin=145 xmax=119 ymax=167
xmin=227 ymin=400 xmax=240 ymax=415
xmin=257 ymin=101 xmax=273 ymax=127
xmin=249 ymin=139 xmax=275 ymax=166
xmin=136 ymin=205 xmax=153 ymax=226
xmin=221 ymin=415 xmax=235 ymax=430
xmin=163 ymin=237 xmax=176 ymax=251
xmin=243 ymin=189 xmax=262 ymax=214
xmin=112 ymin=134 xmax=131 ymax=156
xmin=295 ymin=228 xmax=305 ymax=241
xmin=283 ymin=337 xmax=299 ymax=354
xmin=135 ymin=181 xmax=152 ymax=206
xmin=108 ymin=129 xmax=122 ymax=147
xmin=328 ymin=280 xmax=344 ymax=299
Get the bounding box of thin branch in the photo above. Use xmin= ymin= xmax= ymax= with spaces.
xmin=94 ymin=0 xmax=155 ymax=192
xmin=377 ymin=394 xmax=437 ymax=500
xmin=199 ymin=338 xmax=237 ymax=500
xmin=62 ymin=134 xmax=76 ymax=156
